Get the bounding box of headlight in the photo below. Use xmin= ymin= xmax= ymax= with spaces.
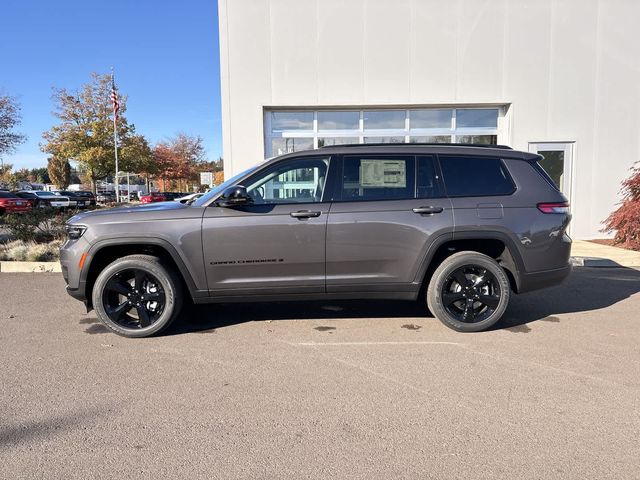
xmin=65 ymin=224 xmax=87 ymax=240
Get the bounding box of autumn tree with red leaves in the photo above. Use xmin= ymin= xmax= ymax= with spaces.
xmin=152 ymin=133 xmax=205 ymax=191
xmin=603 ymin=162 xmax=640 ymax=250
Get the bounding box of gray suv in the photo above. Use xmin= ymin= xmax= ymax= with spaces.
xmin=61 ymin=144 xmax=571 ymax=337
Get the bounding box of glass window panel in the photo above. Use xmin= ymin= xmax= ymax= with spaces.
xmin=410 ymin=136 xmax=451 ymax=144
xmin=456 ymin=135 xmax=497 ymax=145
xmin=440 ymin=156 xmax=514 ymax=197
xmin=363 ymin=110 xmax=405 ymax=130
xmin=246 ymin=157 xmax=330 ymax=204
xmin=410 ymin=109 xmax=452 ymax=128
xmin=270 ymin=112 xmax=314 ymax=131
xmin=417 ymin=156 xmax=443 ymax=198
xmin=456 ymin=109 xmax=498 ymax=128
xmin=270 ymin=137 xmax=313 ymax=156
xmin=318 ymin=137 xmax=359 ymax=147
xmin=538 ymin=151 xmax=565 ymax=191
xmin=318 ymin=111 xmax=359 ymax=130
xmin=341 ymin=156 xmax=415 ymax=201
xmin=364 ymin=136 xmax=405 ymax=144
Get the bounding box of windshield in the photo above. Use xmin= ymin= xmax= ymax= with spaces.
xmin=192 ymin=164 xmax=262 ymax=207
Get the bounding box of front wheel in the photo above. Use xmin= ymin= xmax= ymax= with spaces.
xmin=92 ymin=254 xmax=183 ymax=338
xmin=427 ymin=251 xmax=510 ymax=332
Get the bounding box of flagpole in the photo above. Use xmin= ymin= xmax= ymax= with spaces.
xmin=111 ymin=67 xmax=120 ymax=203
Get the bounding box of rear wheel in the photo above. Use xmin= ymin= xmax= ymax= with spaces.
xmin=92 ymin=254 xmax=183 ymax=338
xmin=427 ymin=251 xmax=510 ymax=332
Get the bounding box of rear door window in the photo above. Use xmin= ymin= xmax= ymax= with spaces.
xmin=439 ymin=155 xmax=515 ymax=197
xmin=341 ymin=155 xmax=415 ymax=201
xmin=417 ymin=155 xmax=444 ymax=198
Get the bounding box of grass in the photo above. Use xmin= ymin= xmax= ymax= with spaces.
xmin=0 ymin=239 xmax=63 ymax=262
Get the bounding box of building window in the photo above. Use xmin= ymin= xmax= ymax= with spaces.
xmin=264 ymin=107 xmax=501 ymax=158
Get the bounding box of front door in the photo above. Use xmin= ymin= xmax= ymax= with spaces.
xmin=326 ymin=154 xmax=453 ymax=293
xmin=202 ymin=155 xmax=333 ymax=296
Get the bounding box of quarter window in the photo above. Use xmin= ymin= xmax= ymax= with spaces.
xmin=440 ymin=156 xmax=514 ymax=197
xmin=341 ymin=156 xmax=415 ymax=201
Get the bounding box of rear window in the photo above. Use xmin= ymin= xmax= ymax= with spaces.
xmin=0 ymin=191 xmax=18 ymax=198
xmin=439 ymin=156 xmax=515 ymax=197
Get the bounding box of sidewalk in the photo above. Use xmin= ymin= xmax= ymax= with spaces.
xmin=571 ymin=240 xmax=640 ymax=268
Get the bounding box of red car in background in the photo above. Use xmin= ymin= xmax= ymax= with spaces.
xmin=0 ymin=191 xmax=33 ymax=214
xmin=139 ymin=192 xmax=166 ymax=204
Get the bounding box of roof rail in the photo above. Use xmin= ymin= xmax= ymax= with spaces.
xmin=319 ymin=143 xmax=513 ymax=150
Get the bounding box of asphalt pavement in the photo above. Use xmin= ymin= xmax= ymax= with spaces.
xmin=1 ymin=267 xmax=640 ymax=479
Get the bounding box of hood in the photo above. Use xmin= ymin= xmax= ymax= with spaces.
xmin=68 ymin=201 xmax=200 ymax=225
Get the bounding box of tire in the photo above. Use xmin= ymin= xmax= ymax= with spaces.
xmin=92 ymin=254 xmax=183 ymax=338
xmin=427 ymin=251 xmax=510 ymax=332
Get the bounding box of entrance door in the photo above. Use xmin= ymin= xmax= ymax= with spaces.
xmin=528 ymin=142 xmax=574 ymax=202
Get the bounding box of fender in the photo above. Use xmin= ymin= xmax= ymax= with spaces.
xmin=80 ymin=237 xmax=207 ymax=302
xmin=412 ymin=229 xmax=527 ymax=293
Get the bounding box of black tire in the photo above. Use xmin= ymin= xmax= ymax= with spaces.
xmin=427 ymin=251 xmax=510 ymax=332
xmin=92 ymin=254 xmax=183 ymax=338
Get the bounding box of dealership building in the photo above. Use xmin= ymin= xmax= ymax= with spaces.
xmin=217 ymin=0 xmax=639 ymax=239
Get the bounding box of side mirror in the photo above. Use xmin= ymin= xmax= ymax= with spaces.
xmin=217 ymin=185 xmax=252 ymax=207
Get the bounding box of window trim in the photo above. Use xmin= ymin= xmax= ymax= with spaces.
xmin=436 ymin=155 xmax=517 ymax=198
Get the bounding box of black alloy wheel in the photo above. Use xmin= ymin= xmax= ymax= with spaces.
xmin=102 ymin=269 xmax=166 ymax=329
xmin=440 ymin=265 xmax=501 ymax=323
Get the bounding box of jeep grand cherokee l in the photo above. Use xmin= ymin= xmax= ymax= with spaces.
xmin=61 ymin=144 xmax=571 ymax=337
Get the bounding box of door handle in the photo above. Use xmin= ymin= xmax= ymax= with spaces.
xmin=412 ymin=206 xmax=444 ymax=215
xmin=290 ymin=210 xmax=322 ymax=219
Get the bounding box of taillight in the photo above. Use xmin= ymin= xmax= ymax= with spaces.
xmin=537 ymin=202 xmax=569 ymax=214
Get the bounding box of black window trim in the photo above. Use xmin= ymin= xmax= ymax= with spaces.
xmin=436 ymin=154 xmax=517 ymax=198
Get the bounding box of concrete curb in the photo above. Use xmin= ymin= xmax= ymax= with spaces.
xmin=0 ymin=261 xmax=61 ymax=273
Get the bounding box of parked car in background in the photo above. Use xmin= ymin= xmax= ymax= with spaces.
xmin=175 ymin=192 xmax=204 ymax=204
xmin=160 ymin=192 xmax=185 ymax=201
xmin=71 ymin=191 xmax=97 ymax=207
xmin=0 ymin=191 xmax=33 ymax=214
xmin=15 ymin=190 xmax=71 ymax=208
xmin=140 ymin=192 xmax=166 ymax=204
xmin=58 ymin=191 xmax=93 ymax=209
xmin=96 ymin=191 xmax=116 ymax=203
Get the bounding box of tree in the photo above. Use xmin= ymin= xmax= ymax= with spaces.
xmin=47 ymin=156 xmax=72 ymax=189
xmin=41 ymin=72 xmax=148 ymax=193
xmin=603 ymin=162 xmax=640 ymax=250
xmin=29 ymin=167 xmax=50 ymax=184
xmin=152 ymin=134 xmax=205 ymax=190
xmin=0 ymin=94 xmax=26 ymax=160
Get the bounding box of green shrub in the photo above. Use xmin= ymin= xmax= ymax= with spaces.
xmin=4 ymin=208 xmax=78 ymax=243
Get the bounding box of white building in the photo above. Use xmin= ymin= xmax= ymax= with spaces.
xmin=218 ymin=0 xmax=640 ymax=239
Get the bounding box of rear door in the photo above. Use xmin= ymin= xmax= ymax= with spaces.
xmin=326 ymin=154 xmax=453 ymax=293
xmin=202 ymin=155 xmax=334 ymax=296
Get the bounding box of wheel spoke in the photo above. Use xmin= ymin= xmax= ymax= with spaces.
xmin=107 ymin=278 xmax=132 ymax=296
xmin=108 ymin=301 xmax=130 ymax=320
xmin=143 ymin=291 xmax=165 ymax=302
xmin=479 ymin=294 xmax=500 ymax=309
xmin=134 ymin=270 xmax=146 ymax=291
xmin=474 ymin=270 xmax=490 ymax=288
xmin=453 ymin=269 xmax=470 ymax=288
xmin=463 ymin=299 xmax=475 ymax=322
xmin=442 ymin=292 xmax=465 ymax=306
xmin=136 ymin=306 xmax=151 ymax=327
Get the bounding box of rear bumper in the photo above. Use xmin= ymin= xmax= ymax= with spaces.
xmin=517 ymin=263 xmax=572 ymax=294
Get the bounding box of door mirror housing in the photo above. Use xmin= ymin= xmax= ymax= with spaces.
xmin=217 ymin=185 xmax=252 ymax=207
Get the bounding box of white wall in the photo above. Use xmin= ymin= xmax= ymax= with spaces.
xmin=218 ymin=0 xmax=640 ymax=239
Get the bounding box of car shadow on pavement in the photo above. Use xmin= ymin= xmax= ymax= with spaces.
xmin=165 ymin=266 xmax=640 ymax=335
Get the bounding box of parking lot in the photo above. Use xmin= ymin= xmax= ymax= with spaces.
xmin=1 ymin=267 xmax=640 ymax=479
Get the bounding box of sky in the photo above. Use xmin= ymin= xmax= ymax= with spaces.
xmin=0 ymin=0 xmax=222 ymax=169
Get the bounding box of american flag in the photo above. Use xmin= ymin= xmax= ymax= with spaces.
xmin=111 ymin=75 xmax=120 ymax=122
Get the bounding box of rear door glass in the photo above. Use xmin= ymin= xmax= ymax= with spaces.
xmin=439 ymin=155 xmax=515 ymax=197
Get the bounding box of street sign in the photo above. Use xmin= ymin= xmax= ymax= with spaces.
xmin=200 ymin=172 xmax=213 ymax=186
